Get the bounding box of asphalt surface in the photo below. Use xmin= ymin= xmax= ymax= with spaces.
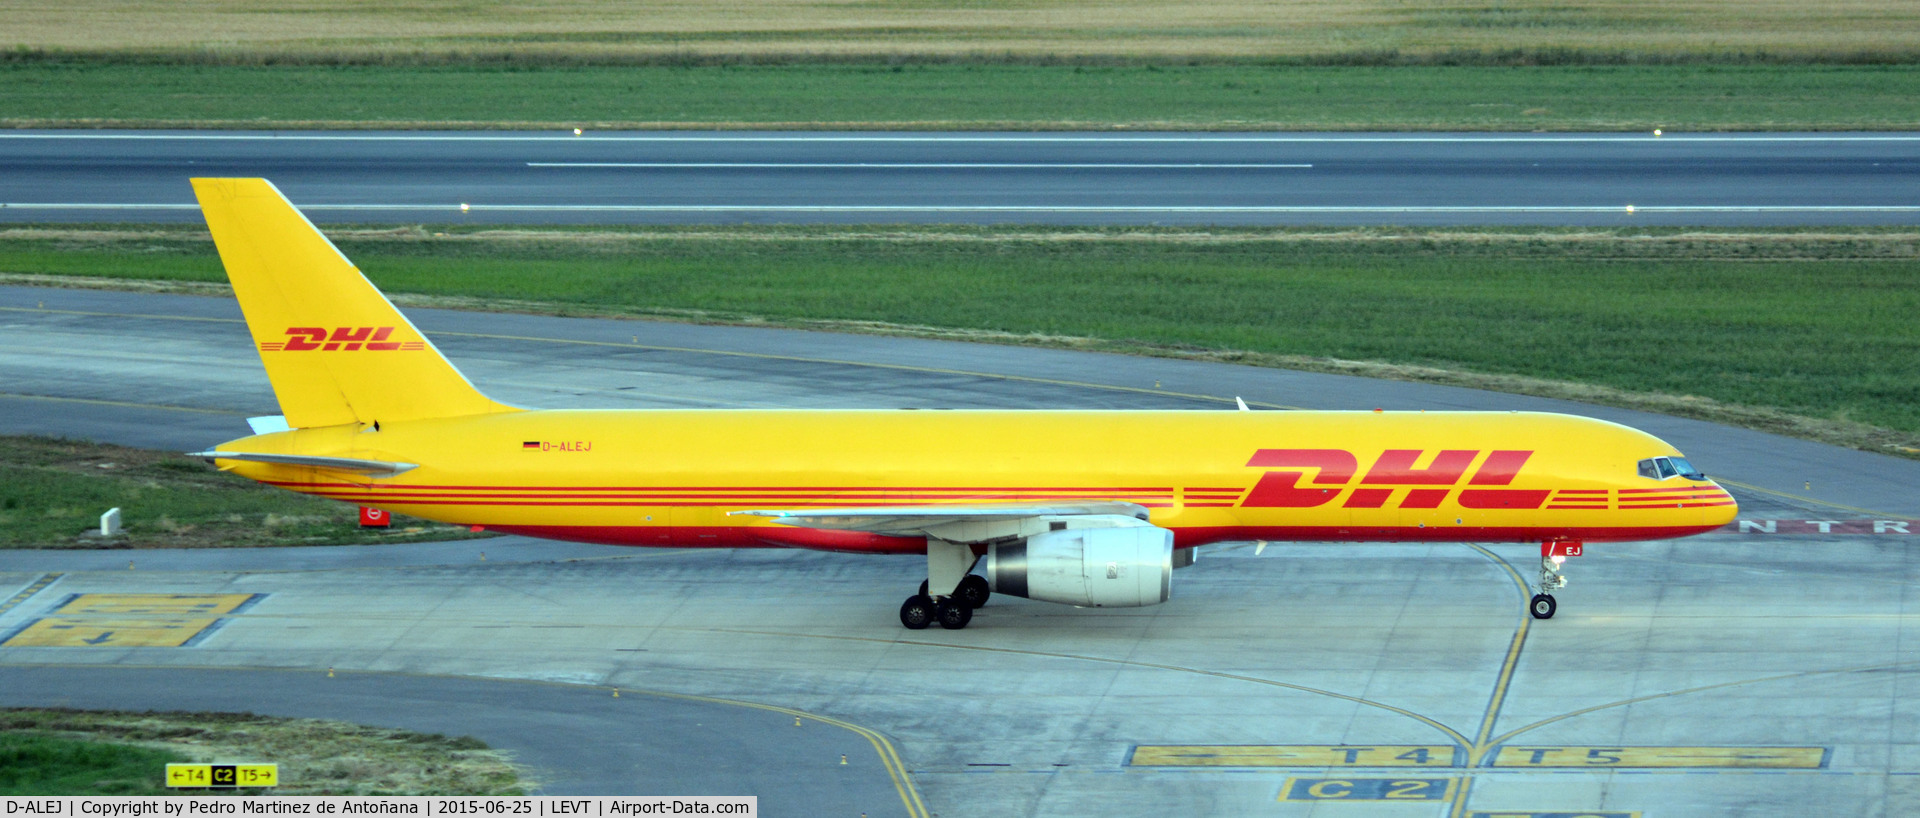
xmin=0 ymin=664 xmax=898 ymax=805
xmin=3 ymin=130 xmax=1919 ymax=226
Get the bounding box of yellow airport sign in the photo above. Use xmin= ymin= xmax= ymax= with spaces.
xmin=1491 ymin=746 xmax=1826 ymax=769
xmin=166 ymin=764 xmax=279 ymax=789
xmin=1132 ymin=745 xmax=1459 ymax=767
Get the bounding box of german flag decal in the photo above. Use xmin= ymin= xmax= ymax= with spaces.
xmin=523 ymin=441 xmax=541 ymax=449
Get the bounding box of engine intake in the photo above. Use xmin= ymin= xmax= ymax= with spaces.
xmin=986 ymin=517 xmax=1173 ymax=607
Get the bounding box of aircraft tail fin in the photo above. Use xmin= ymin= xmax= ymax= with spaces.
xmin=192 ymin=178 xmax=517 ymax=428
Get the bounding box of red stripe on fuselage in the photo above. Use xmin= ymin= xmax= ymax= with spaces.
xmin=480 ymin=522 xmax=1733 ymax=551
xmin=264 ymin=481 xmax=1178 ymax=492
xmin=290 ymin=490 xmax=1175 ymax=502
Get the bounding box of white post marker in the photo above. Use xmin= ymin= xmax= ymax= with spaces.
xmin=100 ymin=507 xmax=122 ymax=537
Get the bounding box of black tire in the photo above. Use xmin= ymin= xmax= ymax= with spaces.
xmin=956 ymin=575 xmax=991 ymax=609
xmin=935 ymin=598 xmax=973 ymax=630
xmin=900 ymin=595 xmax=935 ymax=630
xmin=918 ymin=579 xmax=929 ymax=596
xmin=1529 ymin=593 xmax=1557 ymax=620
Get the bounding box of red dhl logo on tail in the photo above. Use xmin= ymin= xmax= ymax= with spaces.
xmin=1242 ymin=448 xmax=1548 ymax=510
xmin=258 ymin=327 xmax=425 ymax=352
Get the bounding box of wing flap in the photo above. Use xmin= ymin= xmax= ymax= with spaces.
xmin=730 ymin=501 xmax=1149 ymax=536
xmin=188 ymin=451 xmax=418 ymax=477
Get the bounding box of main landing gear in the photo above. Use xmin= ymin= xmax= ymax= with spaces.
xmin=901 ymin=575 xmax=991 ymax=631
xmin=1530 ymin=540 xmax=1578 ymax=620
xmin=903 ymin=539 xmax=992 ymax=630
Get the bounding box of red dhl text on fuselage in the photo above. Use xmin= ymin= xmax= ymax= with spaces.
xmin=225 ymin=410 xmax=1737 ymax=551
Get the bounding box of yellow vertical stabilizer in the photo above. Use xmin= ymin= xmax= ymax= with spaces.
xmin=193 ymin=178 xmax=517 ymax=428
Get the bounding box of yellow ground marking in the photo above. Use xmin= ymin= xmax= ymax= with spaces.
xmin=692 ymin=625 xmax=1474 ymax=749
xmin=4 ymin=662 xmax=926 ymax=818
xmin=1133 ymin=745 xmax=1458 ymax=767
xmin=1450 ymin=543 xmax=1537 ymax=818
xmin=1487 ymin=659 xmax=1916 ymax=749
xmin=0 ymin=305 xmax=1298 ymax=410
xmin=0 ymin=391 xmax=247 ymax=416
xmin=1469 ymin=813 xmax=1638 ymax=818
xmin=166 ymin=763 xmax=279 ymax=788
xmin=619 ymin=687 xmax=926 ymax=818
xmin=2 ymin=616 xmax=221 ymax=647
xmin=1490 ymin=746 xmax=1825 ymax=769
xmin=1713 ymin=477 xmax=1906 ymax=520
xmin=1279 ymin=776 xmax=1457 ymax=801
xmin=2 ymin=595 xmax=258 ymax=647
xmin=56 ymin=593 xmax=255 ymax=616
xmin=0 ymin=573 xmax=62 ymax=617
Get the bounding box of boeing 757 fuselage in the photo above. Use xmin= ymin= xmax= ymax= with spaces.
xmin=190 ymin=178 xmax=1736 ymax=629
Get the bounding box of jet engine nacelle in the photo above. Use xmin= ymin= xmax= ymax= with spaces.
xmin=985 ymin=516 xmax=1173 ymax=607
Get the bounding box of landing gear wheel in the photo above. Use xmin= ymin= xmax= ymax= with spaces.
xmin=956 ymin=575 xmax=991 ymax=609
xmin=900 ymin=594 xmax=935 ymax=630
xmin=1529 ymin=593 xmax=1557 ymax=620
xmin=935 ymin=598 xmax=973 ymax=629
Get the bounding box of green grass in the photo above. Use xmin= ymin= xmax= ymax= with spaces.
xmin=3 ymin=226 xmax=1916 ymax=450
xmin=0 ymin=436 xmax=487 ymax=548
xmin=1 ymin=709 xmax=524 ymax=795
xmin=4 ymin=62 xmax=1919 ymax=130
xmin=0 ymin=731 xmax=188 ymax=795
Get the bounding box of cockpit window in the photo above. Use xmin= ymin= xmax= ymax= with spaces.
xmin=1639 ymin=456 xmax=1705 ymax=481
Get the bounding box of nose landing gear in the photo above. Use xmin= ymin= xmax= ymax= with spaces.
xmin=1530 ymin=540 xmax=1580 ymax=620
xmin=1529 ymin=591 xmax=1557 ymax=620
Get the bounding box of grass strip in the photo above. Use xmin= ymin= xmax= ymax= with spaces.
xmin=0 ymin=731 xmax=188 ymax=796
xmin=0 ymin=435 xmax=487 ymax=549
xmin=1 ymin=708 xmax=523 ymax=795
xmin=8 ymin=0 xmax=1920 ymax=63
xmin=5 ymin=62 xmax=1919 ymax=130
xmin=2 ymin=225 xmax=1915 ymax=457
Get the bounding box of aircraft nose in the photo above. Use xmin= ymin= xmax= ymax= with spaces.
xmin=1704 ymin=480 xmax=1739 ymax=527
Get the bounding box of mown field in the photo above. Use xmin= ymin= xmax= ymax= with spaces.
xmin=5 ymin=62 xmax=1918 ymax=130
xmin=0 ymin=435 xmax=485 ymax=548
xmin=3 ymin=0 xmax=1917 ymax=130
xmin=7 ymin=0 xmax=1918 ymax=60
xmin=3 ymin=226 xmax=1915 ymax=454
xmin=1 ymin=709 xmax=523 ymax=795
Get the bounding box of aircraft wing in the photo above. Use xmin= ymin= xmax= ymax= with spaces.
xmin=188 ymin=451 xmax=418 ymax=478
xmin=730 ymin=501 xmax=1150 ymax=537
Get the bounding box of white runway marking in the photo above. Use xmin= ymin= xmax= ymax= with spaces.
xmin=4 ymin=133 xmax=1920 ymax=144
xmin=527 ymin=162 xmax=1314 ymax=169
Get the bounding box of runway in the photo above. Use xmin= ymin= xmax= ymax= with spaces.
xmin=3 ymin=284 xmax=1919 ymax=815
xmin=3 ymin=130 xmax=1919 ymax=225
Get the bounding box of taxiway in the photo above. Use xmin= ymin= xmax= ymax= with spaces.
xmin=2 ymin=285 xmax=1917 ymax=816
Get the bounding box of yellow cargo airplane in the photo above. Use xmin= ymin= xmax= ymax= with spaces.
xmin=189 ymin=178 xmax=1737 ymax=629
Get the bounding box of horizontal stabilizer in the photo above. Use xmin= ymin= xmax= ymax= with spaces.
xmin=731 ymin=501 xmax=1150 ymax=536
xmin=188 ymin=451 xmax=418 ymax=477
xmin=246 ymin=415 xmax=292 ymax=435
